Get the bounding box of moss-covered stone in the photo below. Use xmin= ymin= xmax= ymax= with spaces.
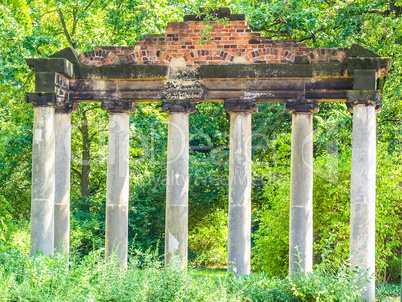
xmin=347 ymin=58 xmax=381 ymax=73
xmin=77 ymin=65 xmax=168 ymax=79
xmin=50 ymin=47 xmax=82 ymax=76
xmin=25 ymin=58 xmax=75 ymax=77
xmin=200 ymin=64 xmax=314 ymax=78
xmin=353 ymin=70 xmax=377 ymax=90
xmin=312 ymin=63 xmax=347 ymax=77
xmin=346 ymin=44 xmax=381 ymax=58
xmin=35 ymin=72 xmax=58 ymax=93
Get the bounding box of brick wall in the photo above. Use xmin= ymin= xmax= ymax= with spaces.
xmin=80 ymin=13 xmax=347 ymax=66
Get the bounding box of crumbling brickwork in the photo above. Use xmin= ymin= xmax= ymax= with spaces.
xmin=80 ymin=9 xmax=347 ymax=67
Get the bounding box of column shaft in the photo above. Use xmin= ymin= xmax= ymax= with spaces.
xmin=289 ymin=112 xmax=314 ymax=274
xmin=165 ymin=112 xmax=189 ymax=269
xmin=350 ymin=106 xmax=376 ymax=301
xmin=227 ymin=112 xmax=252 ymax=275
xmin=54 ymin=112 xmax=71 ymax=254
xmin=106 ymin=112 xmax=130 ymax=267
xmin=31 ymin=106 xmax=55 ymax=256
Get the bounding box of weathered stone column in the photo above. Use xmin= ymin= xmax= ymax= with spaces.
xmin=54 ymin=108 xmax=72 ymax=254
xmin=286 ymin=100 xmax=319 ymax=275
xmin=225 ymin=100 xmax=257 ymax=275
xmin=27 ymin=71 xmax=63 ymax=256
xmin=162 ymin=101 xmax=195 ymax=270
xmin=348 ymin=90 xmax=381 ymax=302
xmin=103 ymin=101 xmax=135 ymax=268
xmin=30 ymin=103 xmax=56 ymax=256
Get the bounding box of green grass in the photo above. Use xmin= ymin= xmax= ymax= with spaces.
xmin=191 ymin=267 xmax=227 ymax=277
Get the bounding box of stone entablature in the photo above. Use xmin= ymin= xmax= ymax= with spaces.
xmin=79 ymin=8 xmax=348 ymax=67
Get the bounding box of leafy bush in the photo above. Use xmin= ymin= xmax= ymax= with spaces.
xmin=252 ymin=133 xmax=291 ymax=276
xmin=0 ymin=238 xmax=391 ymax=302
xmin=189 ymin=208 xmax=228 ymax=267
xmin=376 ymin=283 xmax=401 ymax=301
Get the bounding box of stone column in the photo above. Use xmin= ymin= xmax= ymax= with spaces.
xmin=225 ymin=100 xmax=258 ymax=275
xmin=286 ymin=100 xmax=319 ymax=275
xmin=103 ymin=101 xmax=135 ymax=268
xmin=54 ymin=108 xmax=72 ymax=254
xmin=348 ymin=91 xmax=381 ymax=302
xmin=30 ymin=104 xmax=56 ymax=256
xmin=162 ymin=101 xmax=195 ymax=270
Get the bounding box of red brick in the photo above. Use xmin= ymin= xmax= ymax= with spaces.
xmin=231 ymin=33 xmax=248 ymax=37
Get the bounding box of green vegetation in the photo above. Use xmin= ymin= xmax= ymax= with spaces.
xmin=0 ymin=232 xmax=370 ymax=301
xmin=0 ymin=231 xmax=398 ymax=301
xmin=1 ymin=0 xmax=402 ymax=299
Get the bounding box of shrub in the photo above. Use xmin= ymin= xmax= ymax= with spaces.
xmin=189 ymin=208 xmax=228 ymax=267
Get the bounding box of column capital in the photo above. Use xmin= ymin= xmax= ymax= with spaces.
xmin=26 ymin=92 xmax=58 ymax=108
xmin=346 ymin=90 xmax=382 ymax=113
xmin=55 ymin=102 xmax=77 ymax=114
xmin=26 ymin=92 xmax=76 ymax=113
xmin=224 ymin=99 xmax=258 ymax=113
xmin=101 ymin=100 xmax=136 ymax=114
xmin=286 ymin=100 xmax=319 ymax=114
xmin=162 ymin=101 xmax=196 ymax=113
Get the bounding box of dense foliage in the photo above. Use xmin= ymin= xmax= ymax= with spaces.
xmin=0 ymin=232 xmax=374 ymax=301
xmin=0 ymin=0 xmax=401 ymax=288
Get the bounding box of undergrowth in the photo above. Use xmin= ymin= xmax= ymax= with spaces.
xmin=0 ymin=247 xmax=382 ymax=302
xmin=0 ymin=229 xmax=397 ymax=302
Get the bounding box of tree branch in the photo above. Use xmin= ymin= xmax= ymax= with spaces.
xmin=71 ymin=167 xmax=82 ymax=178
xmin=58 ymin=9 xmax=77 ymax=49
xmin=89 ymin=129 xmax=107 ymax=143
xmin=378 ymin=119 xmax=402 ymax=124
xmin=18 ymin=72 xmax=34 ymax=92
xmin=368 ymin=9 xmax=390 ymax=16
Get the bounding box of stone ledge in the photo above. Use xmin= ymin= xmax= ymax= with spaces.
xmin=79 ymin=65 xmax=168 ymax=79
xmin=200 ymin=64 xmax=314 ymax=78
xmin=25 ymin=58 xmax=75 ymax=77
